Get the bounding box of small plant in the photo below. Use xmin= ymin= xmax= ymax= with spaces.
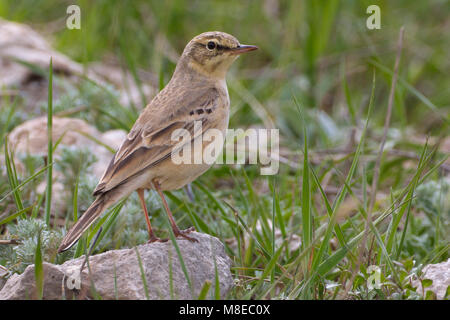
xmin=0 ymin=218 xmax=72 ymax=274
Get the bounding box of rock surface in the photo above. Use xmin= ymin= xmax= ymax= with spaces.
xmin=0 ymin=265 xmax=9 ymax=291
xmin=8 ymin=116 xmax=126 ymax=179
xmin=413 ymin=258 xmax=450 ymax=300
xmin=0 ymin=18 xmax=156 ymax=109
xmin=6 ymin=116 xmax=126 ymax=218
xmin=0 ymin=232 xmax=233 ymax=300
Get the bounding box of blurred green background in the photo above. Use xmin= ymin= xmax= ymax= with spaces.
xmin=0 ymin=0 xmax=449 ymax=300
xmin=1 ymin=0 xmax=448 ymax=138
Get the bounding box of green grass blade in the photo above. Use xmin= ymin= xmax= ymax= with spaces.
xmin=113 ymin=262 xmax=118 ymax=300
xmin=31 ymin=194 xmax=45 ymax=219
xmin=193 ymin=181 xmax=228 ymax=217
xmin=72 ymin=175 xmax=79 ymax=222
xmin=45 ymin=57 xmax=53 ymax=226
xmin=369 ymin=59 xmax=449 ymax=124
xmin=0 ymin=99 xmax=17 ymax=144
xmin=271 ymin=176 xmax=276 ymax=279
xmin=158 ymin=197 xmax=194 ymax=296
xmin=164 ymin=191 xmax=211 ymax=234
xmin=312 ymin=71 xmax=376 ymax=271
xmin=197 ymin=280 xmax=211 ymax=300
xmin=342 ymin=61 xmax=356 ymax=125
xmin=34 ymin=230 xmax=44 ymax=300
xmin=166 ymin=226 xmax=193 ymax=296
xmin=169 ymin=249 xmax=174 ymax=299
xmin=79 ymin=75 xmax=137 ymax=130
xmin=3 ymin=136 xmax=24 ymax=211
xmin=74 ymin=130 xmax=116 ymax=154
xmin=0 ymin=163 xmax=51 ymax=204
xmin=73 ymin=235 xmax=86 ymax=259
xmin=214 ymin=254 xmax=221 ymax=300
xmin=134 ymin=247 xmax=150 ymax=300
xmin=245 ymin=242 xmax=285 ymax=299
xmin=222 ymin=200 xmax=272 ymax=260
xmin=386 ymin=142 xmax=429 ymax=255
xmin=118 ymin=37 xmax=145 ymax=111
xmin=0 ymin=205 xmax=33 ymax=226
xmin=317 ymin=189 xmax=416 ymax=277
xmin=292 ymin=95 xmax=312 ymax=274
xmin=270 ymin=176 xmax=286 ymax=239
xmin=88 ymin=201 xmax=125 ymax=251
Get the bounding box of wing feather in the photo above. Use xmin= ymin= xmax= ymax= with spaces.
xmin=93 ymin=86 xmax=220 ymax=196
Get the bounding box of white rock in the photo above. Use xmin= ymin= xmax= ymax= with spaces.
xmin=7 ymin=116 xmax=126 ymax=217
xmin=0 ymin=232 xmax=233 ymax=300
xmin=8 ymin=116 xmax=126 ymax=185
xmin=413 ymin=258 xmax=450 ymax=300
xmin=8 ymin=116 xmax=125 ymax=178
xmin=0 ymin=18 xmax=156 ymax=107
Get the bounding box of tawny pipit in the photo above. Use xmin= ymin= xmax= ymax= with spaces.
xmin=57 ymin=31 xmax=257 ymax=252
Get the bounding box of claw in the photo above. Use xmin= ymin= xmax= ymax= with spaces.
xmin=174 ymin=227 xmax=198 ymax=242
xmin=184 ymin=226 xmax=196 ymax=233
xmin=147 ymin=236 xmax=168 ymax=243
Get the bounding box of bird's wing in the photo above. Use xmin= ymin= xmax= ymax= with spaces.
xmin=93 ymin=86 xmax=221 ymax=195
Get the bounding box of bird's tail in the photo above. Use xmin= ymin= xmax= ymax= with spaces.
xmin=57 ymin=195 xmax=109 ymax=253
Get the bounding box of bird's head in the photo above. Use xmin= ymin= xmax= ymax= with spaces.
xmin=177 ymin=31 xmax=258 ymax=80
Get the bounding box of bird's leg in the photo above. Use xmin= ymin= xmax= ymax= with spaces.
xmin=153 ymin=180 xmax=198 ymax=242
xmin=137 ymin=188 xmax=167 ymax=243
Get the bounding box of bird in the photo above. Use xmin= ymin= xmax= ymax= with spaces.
xmin=57 ymin=31 xmax=258 ymax=253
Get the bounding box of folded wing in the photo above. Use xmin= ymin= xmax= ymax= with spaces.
xmin=93 ymin=86 xmax=220 ymax=196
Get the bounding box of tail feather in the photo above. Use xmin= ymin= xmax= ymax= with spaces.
xmin=57 ymin=196 xmax=108 ymax=253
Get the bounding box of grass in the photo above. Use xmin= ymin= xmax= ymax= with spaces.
xmin=134 ymin=247 xmax=150 ymax=300
xmin=0 ymin=0 xmax=449 ymax=300
xmin=45 ymin=57 xmax=53 ymax=226
xmin=34 ymin=229 xmax=44 ymax=300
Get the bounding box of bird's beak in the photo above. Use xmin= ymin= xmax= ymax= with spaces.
xmin=230 ymin=44 xmax=258 ymax=55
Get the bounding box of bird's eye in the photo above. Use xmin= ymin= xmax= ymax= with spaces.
xmin=207 ymin=41 xmax=216 ymax=50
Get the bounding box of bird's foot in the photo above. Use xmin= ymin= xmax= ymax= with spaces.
xmin=173 ymin=226 xmax=198 ymax=242
xmin=147 ymin=235 xmax=168 ymax=243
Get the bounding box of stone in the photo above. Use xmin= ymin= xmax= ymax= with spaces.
xmin=0 ymin=232 xmax=233 ymax=300
xmin=412 ymin=258 xmax=450 ymax=300
xmin=0 ymin=18 xmax=156 ymax=110
xmin=7 ymin=116 xmax=126 ymax=218
xmin=0 ymin=262 xmax=63 ymax=300
xmin=0 ymin=265 xmax=9 ymax=291
xmin=8 ymin=116 xmax=126 ymax=180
